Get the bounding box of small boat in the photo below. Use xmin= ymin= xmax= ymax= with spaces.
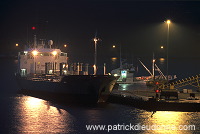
xmin=16 ymin=35 xmax=117 ymax=103
xmin=138 ymin=59 xmax=177 ymax=87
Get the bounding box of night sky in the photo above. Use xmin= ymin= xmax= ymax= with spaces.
xmin=1 ymin=0 xmax=200 ymax=66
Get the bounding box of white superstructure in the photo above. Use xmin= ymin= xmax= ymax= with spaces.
xmin=18 ymin=36 xmax=68 ymax=76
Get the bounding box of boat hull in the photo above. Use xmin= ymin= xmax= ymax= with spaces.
xmin=16 ymin=74 xmax=117 ymax=103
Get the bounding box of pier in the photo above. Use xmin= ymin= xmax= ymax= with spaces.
xmin=108 ymin=86 xmax=200 ymax=112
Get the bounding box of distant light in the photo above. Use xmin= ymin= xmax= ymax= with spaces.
xmin=16 ymin=44 xmax=19 ymax=47
xmin=114 ymin=74 xmax=118 ymax=77
xmin=111 ymin=57 xmax=117 ymax=60
xmin=64 ymin=44 xmax=67 ymax=47
xmin=52 ymin=51 xmax=57 ymax=56
xmin=32 ymin=50 xmax=38 ymax=56
xmin=111 ymin=57 xmax=117 ymax=62
xmin=112 ymin=45 xmax=116 ymax=48
xmin=93 ymin=37 xmax=99 ymax=42
xmin=32 ymin=26 xmax=36 ymax=30
xmin=160 ymin=58 xmax=165 ymax=61
xmin=166 ymin=20 xmax=171 ymax=24
xmin=161 ymin=46 xmax=164 ymax=49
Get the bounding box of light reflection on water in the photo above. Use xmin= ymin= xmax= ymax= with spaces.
xmin=118 ymin=82 xmax=153 ymax=91
xmin=10 ymin=95 xmax=200 ymax=134
xmin=13 ymin=96 xmax=75 ymax=133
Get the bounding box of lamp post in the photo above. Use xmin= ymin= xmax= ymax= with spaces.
xmin=52 ymin=51 xmax=57 ymax=74
xmin=112 ymin=45 xmax=122 ymax=68
xmin=166 ymin=19 xmax=171 ymax=85
xmin=93 ymin=36 xmax=100 ymax=75
xmin=32 ymin=50 xmax=38 ymax=74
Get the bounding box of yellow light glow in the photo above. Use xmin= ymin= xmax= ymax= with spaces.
xmin=32 ymin=50 xmax=38 ymax=56
xmin=64 ymin=44 xmax=67 ymax=47
xmin=112 ymin=45 xmax=116 ymax=48
xmin=160 ymin=58 xmax=165 ymax=61
xmin=166 ymin=20 xmax=171 ymax=24
xmin=148 ymin=111 xmax=186 ymax=133
xmin=161 ymin=46 xmax=164 ymax=49
xmin=16 ymin=44 xmax=19 ymax=47
xmin=111 ymin=57 xmax=117 ymax=62
xmin=25 ymin=96 xmax=44 ymax=108
xmin=52 ymin=51 xmax=57 ymax=56
xmin=112 ymin=57 xmax=117 ymax=60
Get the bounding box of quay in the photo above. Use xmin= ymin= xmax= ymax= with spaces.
xmin=108 ymin=87 xmax=200 ymax=112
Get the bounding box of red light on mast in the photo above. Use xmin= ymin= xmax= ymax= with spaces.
xmin=32 ymin=26 xmax=36 ymax=30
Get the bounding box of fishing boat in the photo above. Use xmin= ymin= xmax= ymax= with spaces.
xmin=15 ymin=35 xmax=117 ymax=103
xmin=138 ymin=58 xmax=177 ymax=87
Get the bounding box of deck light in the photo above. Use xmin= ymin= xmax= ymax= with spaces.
xmin=52 ymin=51 xmax=57 ymax=56
xmin=32 ymin=50 xmax=38 ymax=56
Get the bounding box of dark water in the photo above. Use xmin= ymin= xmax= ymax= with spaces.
xmin=0 ymin=58 xmax=200 ymax=134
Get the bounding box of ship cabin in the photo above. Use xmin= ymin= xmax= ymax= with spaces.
xmin=18 ymin=41 xmax=68 ymax=77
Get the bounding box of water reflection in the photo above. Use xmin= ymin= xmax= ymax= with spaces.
xmin=135 ymin=111 xmax=199 ymax=134
xmin=8 ymin=95 xmax=200 ymax=134
xmin=118 ymin=83 xmax=151 ymax=91
xmin=14 ymin=95 xmax=74 ymax=133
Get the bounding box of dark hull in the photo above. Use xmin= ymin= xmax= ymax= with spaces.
xmin=16 ymin=74 xmax=117 ymax=103
xmin=108 ymin=94 xmax=200 ymax=112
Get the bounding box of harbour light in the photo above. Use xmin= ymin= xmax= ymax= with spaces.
xmin=166 ymin=20 xmax=171 ymax=24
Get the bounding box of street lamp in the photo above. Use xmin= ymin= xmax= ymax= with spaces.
xmin=52 ymin=51 xmax=57 ymax=74
xmin=32 ymin=50 xmax=38 ymax=74
xmin=112 ymin=44 xmax=122 ymax=68
xmin=166 ymin=19 xmax=171 ymax=85
xmin=93 ymin=36 xmax=100 ymax=75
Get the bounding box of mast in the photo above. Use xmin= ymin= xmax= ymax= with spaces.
xmin=33 ymin=35 xmax=37 ymax=48
xmin=138 ymin=59 xmax=153 ymax=76
xmin=152 ymin=53 xmax=155 ymax=80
